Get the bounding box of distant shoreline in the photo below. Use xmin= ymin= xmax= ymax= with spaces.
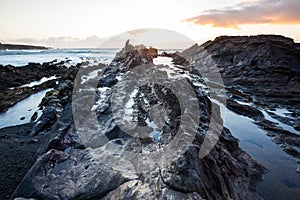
xmin=0 ymin=43 xmax=49 ymax=50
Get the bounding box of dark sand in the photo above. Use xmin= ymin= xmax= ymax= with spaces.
xmin=0 ymin=123 xmax=46 ymax=199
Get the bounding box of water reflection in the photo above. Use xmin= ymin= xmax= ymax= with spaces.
xmin=211 ymin=98 xmax=300 ymax=200
xmin=0 ymin=89 xmax=51 ymax=129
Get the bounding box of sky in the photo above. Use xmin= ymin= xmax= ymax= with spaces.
xmin=0 ymin=0 xmax=300 ymax=48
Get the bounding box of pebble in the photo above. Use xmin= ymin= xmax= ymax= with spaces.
xmin=296 ymin=166 xmax=300 ymax=173
xmin=31 ymin=111 xmax=38 ymax=121
xmin=20 ymin=116 xmax=25 ymax=120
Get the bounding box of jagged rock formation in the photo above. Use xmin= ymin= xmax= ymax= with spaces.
xmin=202 ymin=35 xmax=300 ymax=107
xmin=12 ymin=42 xmax=264 ymax=199
xmin=177 ymin=35 xmax=300 ymax=159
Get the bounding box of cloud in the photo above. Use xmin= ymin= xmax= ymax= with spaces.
xmin=128 ymin=29 xmax=148 ymax=37
xmin=100 ymin=29 xmax=195 ymax=49
xmin=3 ymin=30 xmax=194 ymax=49
xmin=184 ymin=0 xmax=300 ymax=29
xmin=6 ymin=36 xmax=107 ymax=48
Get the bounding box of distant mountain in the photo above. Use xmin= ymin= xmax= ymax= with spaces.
xmin=0 ymin=43 xmax=49 ymax=50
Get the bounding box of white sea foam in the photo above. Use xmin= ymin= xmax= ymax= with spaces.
xmin=20 ymin=75 xmax=58 ymax=88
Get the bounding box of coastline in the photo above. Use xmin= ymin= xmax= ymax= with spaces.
xmin=0 ymin=43 xmax=49 ymax=50
xmin=0 ymin=35 xmax=299 ymax=199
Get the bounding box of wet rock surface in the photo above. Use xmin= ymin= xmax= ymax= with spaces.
xmin=3 ymin=35 xmax=299 ymax=199
xmin=0 ymin=61 xmax=70 ymax=112
xmin=178 ymin=35 xmax=300 ymax=159
xmin=0 ymin=61 xmax=68 ymax=90
xmin=11 ymin=42 xmax=265 ymax=199
xmin=0 ymin=61 xmax=79 ymax=199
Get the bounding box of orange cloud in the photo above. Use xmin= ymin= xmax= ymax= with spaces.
xmin=185 ymin=0 xmax=300 ymax=29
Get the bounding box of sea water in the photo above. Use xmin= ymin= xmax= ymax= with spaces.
xmin=0 ymin=48 xmax=120 ymax=66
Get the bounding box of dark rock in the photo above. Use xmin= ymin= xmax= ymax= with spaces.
xmin=30 ymin=106 xmax=57 ymax=136
xmin=182 ymin=35 xmax=300 ymax=160
xmin=0 ymin=79 xmax=57 ymax=113
xmin=12 ymin=40 xmax=265 ymax=200
xmin=97 ymin=73 xmax=118 ymax=87
xmin=0 ymin=62 xmax=66 ymax=90
xmin=0 ymin=58 xmax=74 ymax=113
xmin=124 ymin=39 xmax=134 ymax=52
xmin=226 ymin=99 xmax=264 ymax=120
xmin=294 ymin=125 xmax=300 ymax=131
xmin=12 ymin=149 xmax=135 ymax=200
xmin=36 ymin=103 xmax=83 ymax=156
xmin=198 ymin=35 xmax=300 ymax=108
xmin=30 ymin=112 xmax=38 ymax=122
xmin=283 ymin=145 xmax=299 ymax=156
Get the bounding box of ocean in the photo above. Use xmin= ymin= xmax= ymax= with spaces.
xmin=1 ymin=48 xmax=300 ymax=200
xmin=0 ymin=48 xmax=120 ymax=66
xmin=0 ymin=48 xmax=181 ymax=66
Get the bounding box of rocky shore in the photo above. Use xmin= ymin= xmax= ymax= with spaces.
xmin=0 ymin=35 xmax=299 ymax=199
xmin=4 ymin=41 xmax=264 ymax=200
xmin=176 ymin=35 xmax=300 ymax=159
xmin=0 ymin=61 xmax=70 ymax=112
xmin=0 ymin=60 xmax=79 ymax=198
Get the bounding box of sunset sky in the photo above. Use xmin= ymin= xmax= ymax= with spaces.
xmin=1 ymin=0 xmax=300 ymax=48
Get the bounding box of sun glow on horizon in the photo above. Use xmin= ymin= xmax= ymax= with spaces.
xmin=1 ymin=0 xmax=300 ymax=48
